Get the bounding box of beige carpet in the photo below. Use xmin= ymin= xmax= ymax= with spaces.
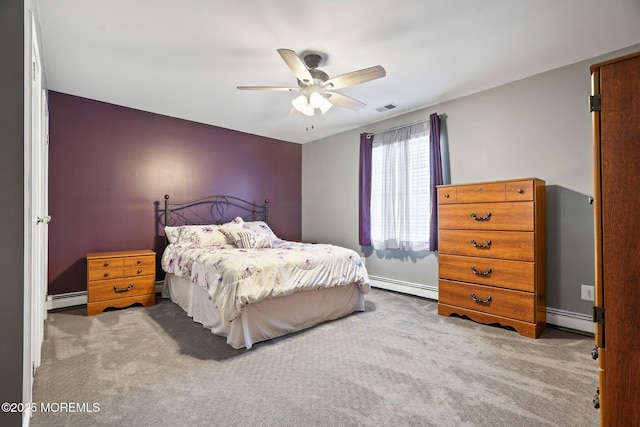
xmin=31 ymin=288 xmax=599 ymax=426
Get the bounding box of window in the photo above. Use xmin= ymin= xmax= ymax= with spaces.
xmin=359 ymin=113 xmax=442 ymax=252
xmin=369 ymin=122 xmax=431 ymax=251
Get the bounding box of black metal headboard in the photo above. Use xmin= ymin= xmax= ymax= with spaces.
xmin=160 ymin=195 xmax=269 ymax=227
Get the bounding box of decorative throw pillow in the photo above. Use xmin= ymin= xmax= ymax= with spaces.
xmin=220 ymin=217 xmax=273 ymax=249
xmin=244 ymin=220 xmax=280 ymax=242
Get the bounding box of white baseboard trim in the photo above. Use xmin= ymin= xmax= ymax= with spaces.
xmin=369 ymin=275 xmax=595 ymax=334
xmin=46 ymin=281 xmax=165 ymax=311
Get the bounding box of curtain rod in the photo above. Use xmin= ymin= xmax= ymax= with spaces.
xmin=366 ymin=115 xmax=437 ymax=138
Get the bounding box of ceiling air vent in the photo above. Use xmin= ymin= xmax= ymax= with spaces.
xmin=376 ymin=104 xmax=397 ymax=112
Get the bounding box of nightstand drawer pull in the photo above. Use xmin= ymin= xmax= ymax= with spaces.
xmin=103 ymin=261 xmax=110 ymax=267
xmin=137 ymin=269 xmax=143 ymax=274
xmin=136 ymin=259 xmax=143 ymax=264
xmin=470 ymin=212 xmax=492 ymax=221
xmin=113 ymin=284 xmax=134 ymax=293
xmin=471 ymin=293 xmax=492 ymax=304
xmin=470 ymin=266 xmax=492 ymax=276
xmin=470 ymin=239 xmax=492 ymax=249
xmin=103 ymin=272 xmax=110 ymax=277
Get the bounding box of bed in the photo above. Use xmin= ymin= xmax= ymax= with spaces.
xmin=159 ymin=195 xmax=370 ymax=349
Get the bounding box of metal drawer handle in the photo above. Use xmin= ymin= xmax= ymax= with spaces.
xmin=471 ymin=293 xmax=492 ymax=304
xmin=113 ymin=284 xmax=134 ymax=293
xmin=470 ymin=239 xmax=492 ymax=249
xmin=103 ymin=272 xmax=110 ymax=277
xmin=517 ymin=188 xmax=524 ymax=194
xmin=470 ymin=266 xmax=492 ymax=276
xmin=470 ymin=212 xmax=492 ymax=221
xmin=103 ymin=261 xmax=110 ymax=267
xmin=136 ymin=259 xmax=143 ymax=264
xmin=444 ymin=193 xmax=450 ymax=198
xmin=137 ymin=269 xmax=143 ymax=274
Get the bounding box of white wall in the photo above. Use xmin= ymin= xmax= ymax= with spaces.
xmin=302 ymin=43 xmax=640 ymax=325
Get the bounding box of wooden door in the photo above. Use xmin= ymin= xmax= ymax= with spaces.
xmin=593 ymin=51 xmax=640 ymax=426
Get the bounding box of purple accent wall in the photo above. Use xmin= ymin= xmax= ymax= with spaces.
xmin=48 ymin=91 xmax=301 ymax=295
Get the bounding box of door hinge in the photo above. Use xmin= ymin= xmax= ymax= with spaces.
xmin=592 ymin=306 xmax=604 ymax=324
xmin=590 ymin=94 xmax=601 ymax=112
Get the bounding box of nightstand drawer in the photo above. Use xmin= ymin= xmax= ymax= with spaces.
xmin=124 ymin=265 xmax=155 ymax=277
xmin=88 ymin=276 xmax=155 ymax=303
xmin=123 ymin=254 xmax=155 ymax=267
xmin=87 ymin=258 xmax=124 ymax=281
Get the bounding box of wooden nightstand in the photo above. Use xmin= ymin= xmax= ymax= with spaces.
xmin=86 ymin=249 xmax=156 ymax=316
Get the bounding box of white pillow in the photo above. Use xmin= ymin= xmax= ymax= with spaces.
xmin=244 ymin=220 xmax=279 ymax=241
xmin=164 ymin=225 xmax=232 ymax=246
xmin=219 ymin=217 xmax=273 ymax=249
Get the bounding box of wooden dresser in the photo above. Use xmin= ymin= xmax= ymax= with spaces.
xmin=86 ymin=249 xmax=156 ymax=316
xmin=437 ymin=178 xmax=545 ymax=338
xmin=591 ymin=51 xmax=640 ymax=425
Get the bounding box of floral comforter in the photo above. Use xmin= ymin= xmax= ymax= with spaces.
xmin=162 ymin=240 xmax=370 ymax=323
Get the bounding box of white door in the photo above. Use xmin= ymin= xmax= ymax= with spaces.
xmin=24 ymin=10 xmax=49 ymax=418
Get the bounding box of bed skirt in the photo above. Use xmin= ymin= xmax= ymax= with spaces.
xmin=162 ymin=274 xmax=365 ymax=349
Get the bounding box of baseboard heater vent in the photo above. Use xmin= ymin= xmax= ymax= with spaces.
xmin=369 ymin=275 xmax=439 ymax=301
xmin=369 ymin=275 xmax=595 ymax=334
xmin=46 ymin=291 xmax=87 ymax=310
xmin=47 ymin=281 xmax=165 ymax=311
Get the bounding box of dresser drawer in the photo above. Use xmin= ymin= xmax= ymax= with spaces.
xmin=439 ymin=229 xmax=534 ymax=261
xmin=437 ymin=187 xmax=457 ymax=204
xmin=438 ymin=202 xmax=534 ymax=231
xmin=456 ymin=182 xmax=505 ymax=203
xmin=88 ymin=276 xmax=155 ymax=303
xmin=87 ymin=258 xmax=124 ymax=281
xmin=439 ymin=279 xmax=534 ymax=323
xmin=506 ymin=180 xmax=535 ymax=201
xmin=438 ymin=254 xmax=535 ymax=292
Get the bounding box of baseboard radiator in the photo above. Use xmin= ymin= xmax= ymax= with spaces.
xmin=46 ymin=278 xmax=594 ymax=333
xmin=46 ymin=281 xmax=165 ymax=311
xmin=369 ymin=275 xmax=594 ymax=334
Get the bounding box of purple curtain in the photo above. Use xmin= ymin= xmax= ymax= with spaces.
xmin=359 ymin=133 xmax=373 ymax=246
xmin=429 ymin=113 xmax=443 ymax=251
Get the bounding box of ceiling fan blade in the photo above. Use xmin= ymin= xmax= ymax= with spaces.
xmin=326 ymin=92 xmax=366 ymax=111
xmin=237 ymin=86 xmax=299 ymax=91
xmin=277 ymin=48 xmax=314 ymax=85
xmin=324 ymin=65 xmax=386 ymax=90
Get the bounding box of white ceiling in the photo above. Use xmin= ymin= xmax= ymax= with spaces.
xmin=37 ymin=0 xmax=640 ymax=144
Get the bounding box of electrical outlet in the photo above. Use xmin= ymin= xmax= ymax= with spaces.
xmin=581 ymin=284 xmax=594 ymax=301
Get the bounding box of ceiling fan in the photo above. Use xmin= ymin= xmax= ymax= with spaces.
xmin=237 ymin=48 xmax=386 ymax=116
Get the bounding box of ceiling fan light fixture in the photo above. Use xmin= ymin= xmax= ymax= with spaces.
xmin=239 ymin=49 xmax=386 ymax=117
xmin=302 ymin=103 xmax=315 ymax=116
xmin=292 ymin=94 xmax=308 ymax=113
xmin=319 ymin=97 xmax=333 ymax=114
xmin=309 ymin=91 xmax=324 ymax=108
